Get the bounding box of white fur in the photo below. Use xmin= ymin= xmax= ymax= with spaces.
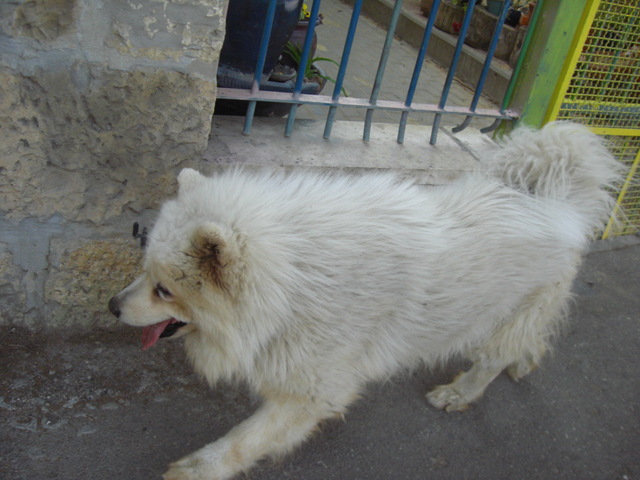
xmin=110 ymin=122 xmax=620 ymax=480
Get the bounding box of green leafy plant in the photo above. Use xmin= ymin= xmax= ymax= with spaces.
xmin=283 ymin=42 xmax=348 ymax=96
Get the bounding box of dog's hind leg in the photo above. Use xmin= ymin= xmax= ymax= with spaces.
xmin=163 ymin=390 xmax=356 ymax=480
xmin=427 ymin=361 xmax=505 ymax=412
xmin=427 ymin=275 xmax=574 ymax=413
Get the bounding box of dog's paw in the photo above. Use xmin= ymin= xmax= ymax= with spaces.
xmin=507 ymin=360 xmax=538 ymax=382
xmin=163 ymin=458 xmax=211 ymax=480
xmin=163 ymin=449 xmax=233 ymax=480
xmin=163 ymin=463 xmax=204 ymax=480
xmin=426 ymin=385 xmax=471 ymax=412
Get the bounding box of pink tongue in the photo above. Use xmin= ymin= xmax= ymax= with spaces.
xmin=141 ymin=319 xmax=173 ymax=351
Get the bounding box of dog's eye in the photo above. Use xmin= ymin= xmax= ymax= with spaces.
xmin=154 ymin=283 xmax=172 ymax=301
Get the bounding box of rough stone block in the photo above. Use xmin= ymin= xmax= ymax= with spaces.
xmin=106 ymin=0 xmax=225 ymax=69
xmin=11 ymin=0 xmax=77 ymax=41
xmin=0 ymin=248 xmax=28 ymax=327
xmin=1 ymin=66 xmax=216 ymax=223
xmin=433 ymin=1 xmax=464 ymax=35
xmin=46 ymin=238 xmax=143 ymax=328
xmin=495 ymin=23 xmax=517 ymax=61
xmin=465 ymin=6 xmax=517 ymax=59
xmin=509 ymin=26 xmax=528 ymax=67
xmin=465 ymin=6 xmax=496 ymax=50
xmin=0 ymin=0 xmax=226 ymax=329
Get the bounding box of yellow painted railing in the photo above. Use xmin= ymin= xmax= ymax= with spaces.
xmin=545 ymin=0 xmax=639 ymax=237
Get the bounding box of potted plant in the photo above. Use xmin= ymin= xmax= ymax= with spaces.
xmin=285 ymin=3 xmax=324 ymax=65
xmin=215 ymin=0 xmax=339 ymax=117
xmin=281 ymin=41 xmax=345 ymax=94
xmin=217 ymin=0 xmax=301 ymax=83
xmin=252 ymin=42 xmax=345 ymax=118
xmin=433 ymin=0 xmax=465 ymax=35
xmin=486 ymin=0 xmax=505 ymax=16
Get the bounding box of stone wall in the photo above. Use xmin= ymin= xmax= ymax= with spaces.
xmin=0 ymin=0 xmax=227 ymax=329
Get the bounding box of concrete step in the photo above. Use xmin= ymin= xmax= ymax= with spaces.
xmin=205 ymin=116 xmax=497 ymax=185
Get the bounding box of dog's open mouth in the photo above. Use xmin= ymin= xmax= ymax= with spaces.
xmin=141 ymin=318 xmax=188 ymax=351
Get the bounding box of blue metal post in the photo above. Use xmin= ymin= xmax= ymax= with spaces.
xmin=397 ymin=0 xmax=441 ymax=143
xmin=243 ymin=0 xmax=278 ymax=135
xmin=481 ymin=0 xmax=544 ymax=134
xmin=429 ymin=1 xmax=476 ymax=144
xmin=363 ymin=0 xmax=404 ymax=142
xmin=323 ymin=0 xmax=363 ymax=139
xmin=452 ymin=0 xmax=512 ymax=133
xmin=285 ymin=0 xmax=323 ymax=137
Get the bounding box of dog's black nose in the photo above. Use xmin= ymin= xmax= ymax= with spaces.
xmin=108 ymin=296 xmax=121 ymax=318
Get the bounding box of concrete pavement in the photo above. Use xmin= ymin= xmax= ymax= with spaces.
xmin=1 ymin=236 xmax=638 ymax=480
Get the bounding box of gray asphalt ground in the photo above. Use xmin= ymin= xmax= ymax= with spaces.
xmin=1 ymin=237 xmax=639 ymax=480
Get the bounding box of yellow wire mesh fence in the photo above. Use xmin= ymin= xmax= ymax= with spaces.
xmin=552 ymin=0 xmax=639 ymax=237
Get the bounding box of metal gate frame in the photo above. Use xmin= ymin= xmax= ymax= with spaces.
xmin=216 ymin=0 xmax=538 ymax=144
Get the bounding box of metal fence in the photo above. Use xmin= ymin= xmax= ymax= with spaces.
xmin=546 ymin=0 xmax=639 ymax=237
xmin=216 ymin=0 xmax=537 ymax=144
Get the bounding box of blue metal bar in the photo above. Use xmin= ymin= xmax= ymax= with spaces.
xmin=324 ymin=0 xmax=364 ymax=139
xmin=363 ymin=0 xmax=404 ymax=142
xmin=330 ymin=1 xmax=361 ymax=103
xmin=481 ymin=0 xmax=544 ymax=134
xmin=223 ymin=84 xmax=517 ymax=139
xmin=243 ymin=101 xmax=258 ymax=135
xmin=285 ymin=0 xmax=322 ymax=137
xmin=293 ymin=0 xmax=322 ymax=95
xmin=285 ymin=103 xmax=300 ymax=136
xmin=452 ymin=0 xmax=512 ymax=133
xmin=219 ymin=86 xmax=517 ymax=120
xmin=243 ymin=0 xmax=278 ymax=135
xmin=429 ymin=1 xmax=476 ymax=145
xmin=397 ymin=0 xmax=441 ymax=143
xmin=243 ymin=99 xmax=257 ymax=134
xmin=480 ymin=117 xmax=502 ymax=134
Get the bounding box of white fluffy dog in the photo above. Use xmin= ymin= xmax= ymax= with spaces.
xmin=109 ymin=122 xmax=620 ymax=480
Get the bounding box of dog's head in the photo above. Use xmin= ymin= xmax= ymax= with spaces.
xmin=108 ymin=169 xmax=245 ymax=350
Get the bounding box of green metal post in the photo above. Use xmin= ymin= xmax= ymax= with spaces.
xmin=504 ymin=0 xmax=590 ymax=129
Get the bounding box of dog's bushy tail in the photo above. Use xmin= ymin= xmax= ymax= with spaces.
xmin=483 ymin=121 xmax=622 ymax=234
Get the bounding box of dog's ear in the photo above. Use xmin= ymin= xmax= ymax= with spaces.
xmin=177 ymin=168 xmax=205 ymax=195
xmin=189 ymin=223 xmax=231 ymax=290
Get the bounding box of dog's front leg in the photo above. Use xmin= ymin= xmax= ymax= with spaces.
xmin=163 ymin=395 xmax=329 ymax=480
